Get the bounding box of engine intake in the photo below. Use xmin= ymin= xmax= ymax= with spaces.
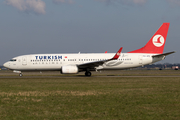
xmin=61 ymin=65 xmax=78 ymax=74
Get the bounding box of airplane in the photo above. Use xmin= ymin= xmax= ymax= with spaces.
xmin=3 ymin=23 xmax=175 ymax=77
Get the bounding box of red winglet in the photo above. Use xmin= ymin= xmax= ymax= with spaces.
xmin=111 ymin=47 xmax=123 ymax=60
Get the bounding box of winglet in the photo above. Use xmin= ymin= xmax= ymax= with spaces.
xmin=111 ymin=47 xmax=123 ymax=60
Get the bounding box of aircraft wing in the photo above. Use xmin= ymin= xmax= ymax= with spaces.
xmin=152 ymin=51 xmax=175 ymax=57
xmin=78 ymin=47 xmax=123 ymax=70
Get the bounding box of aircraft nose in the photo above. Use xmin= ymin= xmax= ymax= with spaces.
xmin=3 ymin=62 xmax=8 ymax=68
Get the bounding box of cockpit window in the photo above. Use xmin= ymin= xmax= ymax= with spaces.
xmin=10 ymin=59 xmax=17 ymax=62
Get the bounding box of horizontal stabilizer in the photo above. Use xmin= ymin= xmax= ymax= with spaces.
xmin=152 ymin=51 xmax=175 ymax=57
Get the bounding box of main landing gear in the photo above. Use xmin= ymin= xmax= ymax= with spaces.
xmin=85 ymin=71 xmax=91 ymax=77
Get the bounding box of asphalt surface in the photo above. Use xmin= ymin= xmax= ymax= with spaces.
xmin=1 ymin=70 xmax=180 ymax=78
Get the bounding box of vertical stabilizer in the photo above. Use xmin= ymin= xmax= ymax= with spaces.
xmin=128 ymin=23 xmax=170 ymax=54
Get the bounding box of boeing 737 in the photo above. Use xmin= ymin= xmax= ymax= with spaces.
xmin=3 ymin=23 xmax=175 ymax=77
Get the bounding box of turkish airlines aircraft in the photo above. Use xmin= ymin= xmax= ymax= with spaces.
xmin=3 ymin=23 xmax=175 ymax=77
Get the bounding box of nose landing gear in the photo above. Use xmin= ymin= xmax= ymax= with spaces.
xmin=13 ymin=70 xmax=23 ymax=77
xmin=19 ymin=73 xmax=23 ymax=77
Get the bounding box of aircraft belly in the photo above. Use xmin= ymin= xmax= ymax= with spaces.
xmin=16 ymin=64 xmax=61 ymax=71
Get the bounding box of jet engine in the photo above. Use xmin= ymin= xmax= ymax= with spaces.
xmin=61 ymin=65 xmax=78 ymax=74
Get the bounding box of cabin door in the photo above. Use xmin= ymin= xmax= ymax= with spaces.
xmin=22 ymin=57 xmax=27 ymax=65
xmin=139 ymin=55 xmax=143 ymax=64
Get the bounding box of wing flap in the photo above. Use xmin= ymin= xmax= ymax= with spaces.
xmin=78 ymin=47 xmax=123 ymax=70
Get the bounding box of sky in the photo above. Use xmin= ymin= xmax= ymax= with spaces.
xmin=0 ymin=0 xmax=180 ymax=65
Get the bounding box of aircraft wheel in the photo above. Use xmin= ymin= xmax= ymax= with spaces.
xmin=85 ymin=71 xmax=91 ymax=77
xmin=19 ymin=73 xmax=23 ymax=77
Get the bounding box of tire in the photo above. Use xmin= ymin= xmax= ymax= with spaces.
xmin=19 ymin=73 xmax=23 ymax=77
xmin=85 ymin=71 xmax=91 ymax=76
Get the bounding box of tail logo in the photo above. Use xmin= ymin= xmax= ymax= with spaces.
xmin=152 ymin=35 xmax=164 ymax=47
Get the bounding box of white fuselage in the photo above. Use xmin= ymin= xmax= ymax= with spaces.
xmin=3 ymin=23 xmax=173 ymax=76
xmin=3 ymin=53 xmax=163 ymax=71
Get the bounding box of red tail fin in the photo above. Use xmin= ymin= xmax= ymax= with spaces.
xmin=128 ymin=23 xmax=170 ymax=54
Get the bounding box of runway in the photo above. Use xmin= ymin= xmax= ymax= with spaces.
xmin=1 ymin=75 xmax=180 ymax=78
xmin=0 ymin=70 xmax=180 ymax=78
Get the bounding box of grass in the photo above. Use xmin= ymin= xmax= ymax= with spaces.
xmin=0 ymin=70 xmax=180 ymax=119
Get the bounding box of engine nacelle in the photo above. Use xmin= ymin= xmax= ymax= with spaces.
xmin=61 ymin=65 xmax=78 ymax=74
